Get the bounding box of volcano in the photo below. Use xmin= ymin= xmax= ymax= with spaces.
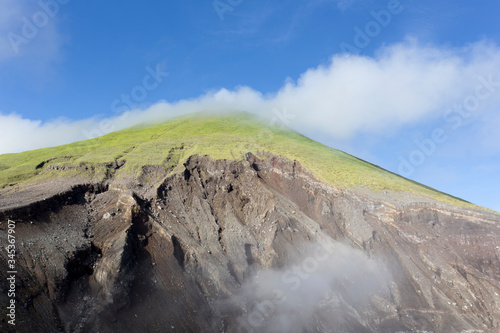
xmin=0 ymin=113 xmax=499 ymax=332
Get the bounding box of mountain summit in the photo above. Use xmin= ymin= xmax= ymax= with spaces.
xmin=0 ymin=112 xmax=486 ymax=211
xmin=1 ymin=113 xmax=499 ymax=332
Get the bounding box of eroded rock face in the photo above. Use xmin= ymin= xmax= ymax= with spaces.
xmin=0 ymin=153 xmax=499 ymax=332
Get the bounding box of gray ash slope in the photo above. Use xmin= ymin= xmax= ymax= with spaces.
xmin=0 ymin=152 xmax=499 ymax=331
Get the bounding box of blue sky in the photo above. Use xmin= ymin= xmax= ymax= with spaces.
xmin=1 ymin=0 xmax=499 ymax=212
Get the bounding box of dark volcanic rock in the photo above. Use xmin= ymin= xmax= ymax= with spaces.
xmin=0 ymin=153 xmax=499 ymax=332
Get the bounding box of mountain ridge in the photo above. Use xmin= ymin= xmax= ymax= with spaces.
xmin=1 ymin=150 xmax=499 ymax=332
xmin=0 ymin=112 xmax=494 ymax=213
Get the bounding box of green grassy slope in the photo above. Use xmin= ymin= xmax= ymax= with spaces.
xmin=0 ymin=112 xmax=485 ymax=211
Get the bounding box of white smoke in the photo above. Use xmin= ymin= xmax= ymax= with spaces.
xmin=221 ymin=240 xmax=389 ymax=333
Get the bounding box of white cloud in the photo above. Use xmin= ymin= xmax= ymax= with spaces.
xmin=1 ymin=39 xmax=500 ymax=155
xmin=0 ymin=0 xmax=66 ymax=62
xmin=0 ymin=113 xmax=93 ymax=154
xmin=273 ymin=39 xmax=500 ymax=138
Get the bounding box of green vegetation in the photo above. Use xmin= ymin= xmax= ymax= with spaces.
xmin=0 ymin=112 xmax=488 ymax=211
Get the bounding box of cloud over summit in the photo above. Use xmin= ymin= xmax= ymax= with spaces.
xmin=1 ymin=39 xmax=500 ymax=154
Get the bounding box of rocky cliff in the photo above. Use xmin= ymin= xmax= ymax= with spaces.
xmin=0 ymin=151 xmax=499 ymax=333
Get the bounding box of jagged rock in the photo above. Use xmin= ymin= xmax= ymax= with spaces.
xmin=0 ymin=153 xmax=499 ymax=332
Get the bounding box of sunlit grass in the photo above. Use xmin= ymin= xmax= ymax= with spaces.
xmin=0 ymin=112 xmax=489 ymax=211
